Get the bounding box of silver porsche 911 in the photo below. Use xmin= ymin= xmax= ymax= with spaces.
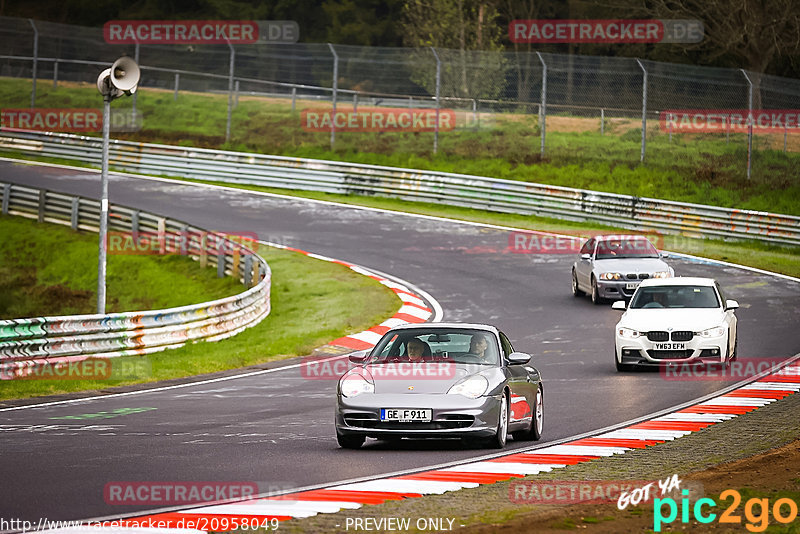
xmin=335 ymin=323 xmax=544 ymax=449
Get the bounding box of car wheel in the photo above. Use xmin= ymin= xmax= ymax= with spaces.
xmin=591 ymin=276 xmax=603 ymax=305
xmin=615 ymin=348 xmax=631 ymax=372
xmin=511 ymin=388 xmax=543 ymax=442
xmin=572 ymin=270 xmax=583 ymax=297
xmin=336 ymin=432 xmax=365 ymax=449
xmin=487 ymin=391 xmax=509 ymax=449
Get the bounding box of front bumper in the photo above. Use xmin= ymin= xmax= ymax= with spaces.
xmin=615 ymin=333 xmax=727 ymax=366
xmin=597 ymin=279 xmax=643 ymax=300
xmin=335 ymin=392 xmax=501 ymax=439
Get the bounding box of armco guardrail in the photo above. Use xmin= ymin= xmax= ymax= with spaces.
xmin=1 ymin=130 xmax=799 ymax=246
xmin=0 ymin=180 xmax=270 ymax=375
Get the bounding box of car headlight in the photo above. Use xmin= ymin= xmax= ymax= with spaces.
xmin=599 ymin=272 xmax=622 ymax=280
xmin=618 ymin=327 xmax=642 ymax=339
xmin=698 ymin=326 xmax=726 ymax=338
xmin=447 ymin=375 xmax=489 ymax=399
xmin=340 ymin=373 xmax=375 ymax=397
xmin=652 ymin=271 xmax=672 ymax=279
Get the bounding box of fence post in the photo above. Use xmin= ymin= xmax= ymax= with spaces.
xmin=225 ymin=42 xmax=235 ymax=144
xmin=71 ymin=197 xmax=79 ymax=230
xmin=353 ymin=92 xmax=358 ymax=112
xmin=29 ymin=19 xmax=38 ymax=109
xmin=173 ymin=72 xmax=179 ymax=101
xmin=536 ymin=52 xmax=547 ymax=157
xmin=600 ymin=108 xmax=604 ymax=136
xmin=668 ymin=113 xmax=673 ymax=143
xmin=636 ymin=59 xmax=647 ymax=163
xmin=785 ymin=124 xmax=788 ymax=153
xmin=472 ymin=99 xmax=477 ymax=129
xmin=235 ymin=80 xmax=240 ymax=108
xmin=741 ymin=69 xmax=753 ymax=180
xmin=431 ymin=47 xmax=441 ymax=155
xmin=328 ymin=43 xmax=339 ymax=150
xmin=53 ymin=60 xmax=58 ymax=88
xmin=132 ymin=42 xmax=140 ymax=121
xmin=291 ymin=86 xmax=296 ymax=111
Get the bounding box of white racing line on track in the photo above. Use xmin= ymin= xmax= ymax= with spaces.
xmin=2 ymin=157 xmax=800 ymax=532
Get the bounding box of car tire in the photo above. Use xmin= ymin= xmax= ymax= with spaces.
xmin=513 ymin=388 xmax=544 ymax=441
xmin=336 ymin=432 xmax=365 ymax=449
xmin=591 ymin=276 xmax=603 ymax=305
xmin=572 ymin=270 xmax=584 ymax=297
xmin=487 ymin=391 xmax=509 ymax=449
xmin=615 ymin=349 xmax=631 ymax=372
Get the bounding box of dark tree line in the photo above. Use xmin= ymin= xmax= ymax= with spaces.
xmin=1 ymin=0 xmax=798 ymax=78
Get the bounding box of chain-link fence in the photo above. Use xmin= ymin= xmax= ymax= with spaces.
xmin=1 ymin=16 xmax=799 ymax=179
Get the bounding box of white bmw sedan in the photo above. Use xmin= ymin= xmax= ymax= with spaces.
xmin=612 ymin=277 xmax=739 ymax=371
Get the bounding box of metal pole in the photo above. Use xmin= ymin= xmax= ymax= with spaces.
xmin=132 ymin=42 xmax=140 ymax=120
xmin=741 ymin=69 xmax=753 ymax=179
xmin=668 ymin=113 xmax=673 ymax=143
xmin=785 ymin=124 xmax=788 ymax=153
xmin=226 ymin=42 xmax=235 ymax=144
xmin=291 ymin=86 xmax=296 ymax=111
xmin=328 ymin=43 xmax=338 ymax=150
xmin=29 ymin=19 xmax=38 ymax=109
xmin=536 ymin=52 xmax=547 ymax=157
xmin=97 ymin=94 xmax=111 ymax=314
xmin=53 ymin=60 xmax=58 ymax=88
xmin=600 ymin=108 xmax=605 ymax=135
xmin=235 ymin=80 xmax=240 ymax=108
xmin=431 ymin=47 xmax=441 ymax=155
xmin=636 ymin=59 xmax=647 ymax=163
xmin=174 ymin=72 xmax=179 ymax=101
xmin=472 ymin=99 xmax=477 ymax=129
xmin=353 ymin=92 xmax=358 ymax=112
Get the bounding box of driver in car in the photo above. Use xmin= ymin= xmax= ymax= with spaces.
xmin=406 ymin=338 xmax=431 ymax=362
xmin=468 ymin=334 xmax=490 ymax=360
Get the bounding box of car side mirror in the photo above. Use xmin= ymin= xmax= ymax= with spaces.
xmin=660 ymin=252 xmax=670 ymax=258
xmin=348 ymin=350 xmax=369 ymax=363
xmin=611 ymin=300 xmax=627 ymax=311
xmin=725 ymin=299 xmax=739 ymax=310
xmin=507 ymin=352 xmax=531 ymax=365
xmin=581 ymin=253 xmax=591 ymax=261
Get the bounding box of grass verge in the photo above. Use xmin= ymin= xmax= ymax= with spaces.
xmin=2 ymin=78 xmax=798 ymax=215
xmin=0 ymin=221 xmax=400 ymax=401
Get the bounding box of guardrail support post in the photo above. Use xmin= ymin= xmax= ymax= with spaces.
xmin=71 ymin=197 xmax=79 ymax=230
xmin=431 ymin=47 xmax=441 ymax=155
xmin=157 ymin=217 xmax=166 ymax=255
xmin=536 ymin=52 xmax=547 ymax=158
xmin=244 ymin=254 xmax=253 ymax=287
xmin=328 ymin=43 xmax=339 ymax=150
xmin=200 ymin=232 xmax=207 ymax=267
xmin=131 ymin=210 xmax=139 ymax=238
xmin=217 ymin=248 xmax=226 ymax=278
xmin=2 ymin=184 xmax=10 ymax=215
xmin=173 ymin=73 xmax=179 ymax=101
xmin=636 ymin=59 xmax=647 ymax=163
xmin=232 ymin=246 xmax=240 ymax=278
xmin=741 ymin=69 xmax=753 ymax=180
xmin=180 ymin=224 xmax=188 ymax=255
xmin=38 ymin=189 xmax=46 ymax=223
xmin=29 ymin=19 xmax=38 ymax=109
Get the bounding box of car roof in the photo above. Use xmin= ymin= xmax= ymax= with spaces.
xmin=638 ymin=276 xmax=716 ymax=287
xmin=595 ymin=234 xmax=653 ymax=242
xmin=387 ymin=322 xmax=499 ymax=335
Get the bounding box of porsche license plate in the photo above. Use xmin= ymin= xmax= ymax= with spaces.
xmin=654 ymin=343 xmax=686 ymax=350
xmin=381 ymin=408 xmax=432 ymax=422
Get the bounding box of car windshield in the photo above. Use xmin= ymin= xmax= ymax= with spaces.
xmin=630 ymin=285 xmax=720 ymax=309
xmin=368 ymin=329 xmax=500 ymax=366
xmin=595 ymin=238 xmax=659 ymax=259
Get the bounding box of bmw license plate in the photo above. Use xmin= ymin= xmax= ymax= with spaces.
xmin=654 ymin=343 xmax=686 ymax=350
xmin=381 ymin=408 xmax=432 ymax=422
xmin=625 ymin=282 xmax=639 ymax=290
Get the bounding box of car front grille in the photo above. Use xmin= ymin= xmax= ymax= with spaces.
xmin=344 ymin=414 xmax=475 ymax=430
xmin=671 ymin=331 xmax=693 ymax=342
xmin=647 ymin=349 xmax=694 ymax=360
xmin=646 ymin=331 xmax=669 ymax=342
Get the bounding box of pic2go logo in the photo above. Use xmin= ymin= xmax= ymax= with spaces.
xmin=654 ymin=489 xmax=799 ymax=532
